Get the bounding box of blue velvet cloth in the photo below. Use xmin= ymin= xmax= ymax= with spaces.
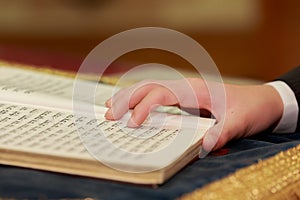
xmin=0 ymin=132 xmax=299 ymax=199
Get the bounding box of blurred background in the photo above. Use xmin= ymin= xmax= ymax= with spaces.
xmin=0 ymin=0 xmax=299 ymax=81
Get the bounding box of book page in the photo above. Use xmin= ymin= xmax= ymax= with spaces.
xmin=0 ymin=65 xmax=190 ymax=115
xmin=0 ymin=66 xmax=116 ymax=107
xmin=0 ymin=101 xmax=214 ymax=171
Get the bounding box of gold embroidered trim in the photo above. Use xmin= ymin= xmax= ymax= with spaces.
xmin=180 ymin=144 xmax=300 ymax=200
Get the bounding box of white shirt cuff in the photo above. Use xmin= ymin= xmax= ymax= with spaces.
xmin=266 ymin=81 xmax=298 ymax=133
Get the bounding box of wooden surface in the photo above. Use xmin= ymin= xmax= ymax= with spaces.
xmin=0 ymin=1 xmax=299 ymax=81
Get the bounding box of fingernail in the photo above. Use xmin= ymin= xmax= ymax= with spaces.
xmin=199 ymin=146 xmax=209 ymax=158
xmin=104 ymin=109 xmax=112 ymax=120
xmin=127 ymin=116 xmax=139 ymax=128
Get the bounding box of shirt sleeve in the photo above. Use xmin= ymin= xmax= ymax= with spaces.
xmin=266 ymin=81 xmax=299 ymax=133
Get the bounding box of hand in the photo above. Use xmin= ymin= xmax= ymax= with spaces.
xmin=105 ymin=78 xmax=284 ymax=152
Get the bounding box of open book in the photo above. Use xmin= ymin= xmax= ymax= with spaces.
xmin=0 ymin=63 xmax=215 ymax=185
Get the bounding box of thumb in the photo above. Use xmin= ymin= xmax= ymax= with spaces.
xmin=200 ymin=121 xmax=227 ymax=157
